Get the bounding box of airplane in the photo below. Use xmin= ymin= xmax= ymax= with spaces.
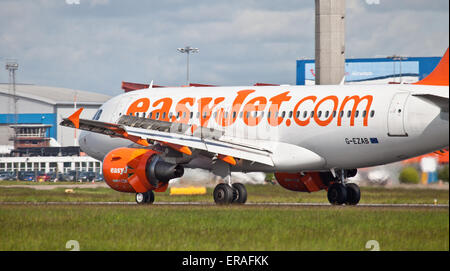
xmin=60 ymin=48 xmax=449 ymax=205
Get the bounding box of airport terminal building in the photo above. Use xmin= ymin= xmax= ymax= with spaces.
xmin=0 ymin=84 xmax=110 ymax=174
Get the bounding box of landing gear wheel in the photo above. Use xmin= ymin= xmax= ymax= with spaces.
xmin=327 ymin=183 xmax=347 ymax=205
xmin=232 ymin=183 xmax=247 ymax=204
xmin=135 ymin=191 xmax=155 ymax=204
xmin=213 ymin=183 xmax=234 ymax=205
xmin=345 ymin=183 xmax=360 ymax=205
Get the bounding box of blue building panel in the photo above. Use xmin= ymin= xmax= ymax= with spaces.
xmin=0 ymin=113 xmax=57 ymax=139
xmin=296 ymin=56 xmax=440 ymax=85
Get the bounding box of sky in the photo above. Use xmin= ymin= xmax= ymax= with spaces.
xmin=0 ymin=0 xmax=448 ymax=96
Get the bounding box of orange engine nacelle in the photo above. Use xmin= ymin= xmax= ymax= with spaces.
xmin=274 ymin=172 xmax=335 ymax=193
xmin=102 ymin=148 xmax=184 ymax=193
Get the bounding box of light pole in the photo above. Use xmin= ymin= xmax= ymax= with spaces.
xmin=5 ymin=60 xmax=18 ymax=125
xmin=177 ymin=46 xmax=199 ymax=85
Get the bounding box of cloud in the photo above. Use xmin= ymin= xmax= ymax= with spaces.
xmin=0 ymin=0 xmax=447 ymax=95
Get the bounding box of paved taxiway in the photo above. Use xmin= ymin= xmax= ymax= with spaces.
xmin=0 ymin=201 xmax=448 ymax=208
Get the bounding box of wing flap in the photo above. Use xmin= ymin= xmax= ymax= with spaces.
xmin=124 ymin=126 xmax=274 ymax=166
xmin=61 ymin=113 xmax=274 ymax=166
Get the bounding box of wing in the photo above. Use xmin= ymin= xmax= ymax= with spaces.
xmin=60 ymin=108 xmax=274 ymax=166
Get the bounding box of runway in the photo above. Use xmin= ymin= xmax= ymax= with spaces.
xmin=0 ymin=201 xmax=448 ymax=208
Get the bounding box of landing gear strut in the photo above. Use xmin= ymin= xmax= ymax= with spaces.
xmin=213 ymin=183 xmax=247 ymax=205
xmin=327 ymin=169 xmax=360 ymax=205
xmin=135 ymin=190 xmax=155 ymax=204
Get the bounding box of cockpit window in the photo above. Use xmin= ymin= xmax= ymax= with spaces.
xmin=92 ymin=109 xmax=103 ymax=120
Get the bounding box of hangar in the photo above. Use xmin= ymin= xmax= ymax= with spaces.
xmin=0 ymin=83 xmax=110 ymax=148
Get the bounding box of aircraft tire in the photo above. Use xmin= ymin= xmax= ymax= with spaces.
xmin=136 ymin=192 xmax=146 ymax=204
xmin=345 ymin=183 xmax=360 ymax=205
xmin=135 ymin=191 xmax=155 ymax=204
xmin=145 ymin=190 xmax=155 ymax=204
xmin=327 ymin=183 xmax=347 ymax=205
xmin=213 ymin=183 xmax=234 ymax=204
xmin=232 ymin=183 xmax=247 ymax=204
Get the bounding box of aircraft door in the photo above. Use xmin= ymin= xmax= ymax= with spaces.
xmin=387 ymin=92 xmax=409 ymax=136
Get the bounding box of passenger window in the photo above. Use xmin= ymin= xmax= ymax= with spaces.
xmin=355 ymin=110 xmax=359 ymax=118
xmin=261 ymin=111 xmax=265 ymax=118
xmin=162 ymin=112 xmax=166 ymax=119
xmin=325 ymin=111 xmax=329 ymax=118
xmin=190 ymin=112 xmax=193 ymax=119
xmin=281 ymin=111 xmax=286 ymax=118
xmin=233 ymin=111 xmax=237 ymax=119
xmin=362 ymin=110 xmax=367 ymax=118
xmin=240 ymin=112 xmax=243 ymax=118
xmin=268 ymin=112 xmax=271 ymax=119
xmin=149 ymin=112 xmax=153 ymax=118
xmin=303 ymin=111 xmax=308 ymax=118
xmin=310 ymin=111 xmax=314 ymax=118
xmin=289 ymin=111 xmax=293 ymax=118
xmin=370 ymin=110 xmax=375 ymax=118
xmin=347 ymin=111 xmax=351 ymax=118
xmin=340 ymin=111 xmax=344 ymax=118
xmin=156 ymin=112 xmax=160 ymax=119
xmin=318 ymin=111 xmax=322 ymax=118
xmin=333 ymin=111 xmax=336 ymax=118
xmin=296 ymin=111 xmax=300 ymax=118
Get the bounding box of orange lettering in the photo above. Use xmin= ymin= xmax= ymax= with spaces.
xmin=174 ymin=97 xmax=195 ymax=123
xmin=217 ymin=89 xmax=255 ymax=126
xmin=199 ymin=97 xmax=225 ymax=127
xmin=314 ymin=95 xmax=338 ymax=126
xmin=126 ymin=98 xmax=150 ymax=116
xmin=243 ymin=96 xmax=267 ymax=126
xmin=337 ymin=95 xmax=373 ymax=126
xmin=151 ymin=98 xmax=172 ymax=121
xmin=293 ymin=96 xmax=316 ymax=126
xmin=268 ymin=92 xmax=291 ymax=126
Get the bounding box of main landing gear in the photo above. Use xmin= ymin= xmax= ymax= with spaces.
xmin=213 ymin=183 xmax=248 ymax=205
xmin=327 ymin=169 xmax=360 ymax=205
xmin=135 ymin=190 xmax=155 ymax=204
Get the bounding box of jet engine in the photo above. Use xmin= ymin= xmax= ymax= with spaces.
xmin=274 ymin=172 xmax=336 ymax=192
xmin=102 ymin=147 xmax=184 ymax=193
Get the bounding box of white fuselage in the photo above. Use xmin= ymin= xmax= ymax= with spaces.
xmin=79 ymin=84 xmax=449 ymax=172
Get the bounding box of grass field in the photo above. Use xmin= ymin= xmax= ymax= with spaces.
xmin=0 ymin=183 xmax=448 ymax=204
xmin=0 ymin=205 xmax=447 ymax=251
xmin=0 ymin=183 xmax=448 ymax=251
